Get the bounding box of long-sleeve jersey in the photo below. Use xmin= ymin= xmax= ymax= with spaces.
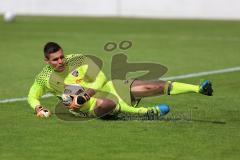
xmin=28 ymin=54 xmax=107 ymax=109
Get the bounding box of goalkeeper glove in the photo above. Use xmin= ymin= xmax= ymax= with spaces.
xmin=61 ymin=92 xmax=91 ymax=110
xmin=35 ymin=106 xmax=51 ymax=118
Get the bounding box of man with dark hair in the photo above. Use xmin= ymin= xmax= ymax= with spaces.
xmin=28 ymin=42 xmax=213 ymax=118
xmin=43 ymin=42 xmax=62 ymax=59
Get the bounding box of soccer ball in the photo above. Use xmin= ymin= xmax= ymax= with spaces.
xmin=3 ymin=12 xmax=16 ymax=23
xmin=61 ymin=94 xmax=73 ymax=106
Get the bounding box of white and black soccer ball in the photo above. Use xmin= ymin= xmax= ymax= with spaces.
xmin=61 ymin=94 xmax=73 ymax=106
xmin=3 ymin=12 xmax=16 ymax=23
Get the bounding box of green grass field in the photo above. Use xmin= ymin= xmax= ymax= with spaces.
xmin=0 ymin=16 xmax=240 ymax=160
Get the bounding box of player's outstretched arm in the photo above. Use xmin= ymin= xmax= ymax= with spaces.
xmin=28 ymin=80 xmax=51 ymax=118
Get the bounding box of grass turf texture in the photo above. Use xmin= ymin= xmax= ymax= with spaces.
xmin=0 ymin=16 xmax=240 ymax=160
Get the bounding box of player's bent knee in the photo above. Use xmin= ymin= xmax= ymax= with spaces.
xmin=94 ymin=99 xmax=116 ymax=117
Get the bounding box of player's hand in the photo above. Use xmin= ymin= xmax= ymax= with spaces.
xmin=35 ymin=106 xmax=51 ymax=118
xmin=61 ymin=92 xmax=90 ymax=110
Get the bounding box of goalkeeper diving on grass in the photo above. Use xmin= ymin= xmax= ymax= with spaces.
xmin=28 ymin=42 xmax=213 ymax=118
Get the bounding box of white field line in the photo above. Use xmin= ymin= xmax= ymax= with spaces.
xmin=0 ymin=94 xmax=53 ymax=104
xmin=1 ymin=66 xmax=240 ymax=104
xmin=161 ymin=66 xmax=240 ymax=81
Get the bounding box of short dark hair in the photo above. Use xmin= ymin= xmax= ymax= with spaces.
xmin=43 ymin=42 xmax=62 ymax=59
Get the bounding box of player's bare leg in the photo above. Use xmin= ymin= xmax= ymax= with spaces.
xmin=129 ymin=79 xmax=213 ymax=118
xmin=131 ymin=79 xmax=213 ymax=99
xmin=131 ymin=80 xmax=167 ymax=98
xmin=94 ymin=98 xmax=116 ymax=117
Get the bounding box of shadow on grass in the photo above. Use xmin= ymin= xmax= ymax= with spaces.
xmin=54 ymin=108 xmax=226 ymax=124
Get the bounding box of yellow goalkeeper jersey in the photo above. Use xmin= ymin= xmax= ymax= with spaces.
xmin=27 ymin=54 xmax=107 ymax=109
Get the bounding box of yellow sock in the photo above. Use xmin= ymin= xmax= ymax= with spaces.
xmin=113 ymin=101 xmax=148 ymax=116
xmin=168 ymin=82 xmax=199 ymax=95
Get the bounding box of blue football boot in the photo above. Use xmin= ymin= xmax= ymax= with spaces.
xmin=147 ymin=104 xmax=170 ymax=119
xmin=199 ymin=80 xmax=213 ymax=96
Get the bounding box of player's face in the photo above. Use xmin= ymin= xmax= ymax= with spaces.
xmin=46 ymin=49 xmax=65 ymax=72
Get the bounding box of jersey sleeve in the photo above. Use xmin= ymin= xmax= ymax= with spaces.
xmin=27 ymin=66 xmax=51 ymax=110
xmin=27 ymin=80 xmax=46 ymax=109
